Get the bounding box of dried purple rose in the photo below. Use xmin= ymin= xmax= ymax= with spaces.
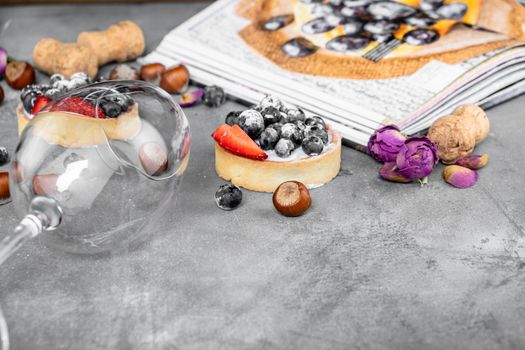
xmin=379 ymin=162 xmax=412 ymax=183
xmin=443 ymin=165 xmax=478 ymax=189
xmin=367 ymin=124 xmax=406 ymax=162
xmin=396 ymin=136 xmax=438 ymax=180
xmin=0 ymin=47 xmax=6 ymax=76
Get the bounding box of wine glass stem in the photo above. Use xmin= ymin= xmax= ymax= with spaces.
xmin=0 ymin=215 xmax=42 ymax=267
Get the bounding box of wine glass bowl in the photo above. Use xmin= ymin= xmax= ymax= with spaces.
xmin=8 ymin=80 xmax=191 ymax=254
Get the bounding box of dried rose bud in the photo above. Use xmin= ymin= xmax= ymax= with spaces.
xmin=179 ymin=88 xmax=204 ymax=108
xmin=367 ymin=124 xmax=406 ymax=163
xmin=396 ymin=136 xmax=438 ymax=180
xmin=379 ymin=162 xmax=412 ymax=183
xmin=443 ymin=165 xmax=478 ymax=189
xmin=0 ymin=47 xmax=7 ymax=76
xmin=454 ymin=153 xmax=488 ymax=170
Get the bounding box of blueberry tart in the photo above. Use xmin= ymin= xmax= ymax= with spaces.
xmin=211 ymin=95 xmax=341 ymax=192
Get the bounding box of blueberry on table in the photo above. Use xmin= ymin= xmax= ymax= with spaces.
xmin=225 ymin=111 xmax=242 ymax=126
xmin=0 ymin=147 xmax=9 ymax=166
xmin=302 ymin=135 xmax=325 ymax=155
xmin=275 ymin=138 xmax=295 ymax=158
xmin=239 ymin=109 xmax=265 ymax=139
xmin=215 ymin=184 xmax=243 ymax=210
xmin=203 ymin=85 xmax=226 ymax=107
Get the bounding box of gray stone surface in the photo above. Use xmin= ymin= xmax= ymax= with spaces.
xmin=1 ymin=3 xmax=525 ymax=350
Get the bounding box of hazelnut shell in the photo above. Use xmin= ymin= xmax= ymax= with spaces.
xmin=109 ymin=64 xmax=140 ymax=80
xmin=0 ymin=86 xmax=4 ymax=105
xmin=139 ymin=63 xmax=165 ymax=82
xmin=160 ymin=64 xmax=189 ymax=94
xmin=273 ymin=181 xmax=312 ymax=217
xmin=5 ymin=61 xmax=35 ymax=89
xmin=0 ymin=172 xmax=10 ymax=201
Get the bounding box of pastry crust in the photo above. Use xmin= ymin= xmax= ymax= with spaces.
xmin=17 ymin=103 xmax=141 ymax=148
xmin=215 ymin=126 xmax=341 ymax=192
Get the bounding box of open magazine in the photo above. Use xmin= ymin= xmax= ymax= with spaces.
xmin=143 ymin=0 xmax=525 ymax=147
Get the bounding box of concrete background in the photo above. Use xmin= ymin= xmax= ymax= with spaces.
xmin=1 ymin=3 xmax=525 ymax=349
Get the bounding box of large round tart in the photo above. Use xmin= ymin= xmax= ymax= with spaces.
xmin=215 ymin=125 xmax=341 ymax=192
xmin=16 ymin=103 xmax=141 ymax=148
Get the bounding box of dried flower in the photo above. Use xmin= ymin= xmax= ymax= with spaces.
xmin=367 ymin=124 xmax=406 ymax=162
xmin=455 ymin=153 xmax=488 ymax=170
xmin=379 ymin=162 xmax=412 ymax=183
xmin=396 ymin=136 xmax=438 ymax=180
xmin=443 ymin=165 xmax=478 ymax=189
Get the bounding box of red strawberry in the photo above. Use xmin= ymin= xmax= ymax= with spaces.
xmin=49 ymin=96 xmax=106 ymax=118
xmin=211 ymin=124 xmax=267 ymax=160
xmin=31 ymin=95 xmax=52 ymax=115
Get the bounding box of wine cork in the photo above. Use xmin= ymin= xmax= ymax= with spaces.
xmin=33 ymin=38 xmax=99 ymax=78
xmin=77 ymin=20 xmax=145 ymax=65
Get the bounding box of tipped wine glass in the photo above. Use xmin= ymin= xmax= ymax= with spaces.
xmin=0 ymin=80 xmax=191 ymax=263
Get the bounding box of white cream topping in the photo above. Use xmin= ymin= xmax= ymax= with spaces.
xmin=265 ymin=133 xmax=334 ymax=162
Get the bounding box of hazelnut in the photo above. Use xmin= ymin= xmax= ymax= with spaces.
xmin=273 ymin=181 xmax=312 ymax=217
xmin=32 ymin=174 xmax=58 ymax=196
xmin=160 ymin=64 xmax=189 ymax=94
xmin=0 ymin=85 xmax=4 ymax=105
xmin=139 ymin=63 xmax=165 ymax=82
xmin=109 ymin=64 xmax=140 ymax=80
xmin=0 ymin=172 xmax=10 ymax=201
xmin=5 ymin=61 xmax=35 ymax=89
xmin=139 ymin=142 xmax=168 ymax=176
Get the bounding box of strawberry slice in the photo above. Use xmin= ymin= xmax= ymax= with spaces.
xmin=31 ymin=96 xmax=52 ymax=115
xmin=49 ymin=96 xmax=106 ymax=118
xmin=211 ymin=124 xmax=267 ymax=161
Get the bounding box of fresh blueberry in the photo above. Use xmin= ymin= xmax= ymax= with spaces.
xmin=238 ymin=109 xmax=265 ymax=139
xmin=258 ymin=95 xmax=283 ymax=111
xmin=101 ymin=101 xmax=122 ymax=118
xmin=225 ymin=111 xmax=242 ymax=126
xmin=203 ymin=85 xmax=227 ymax=107
xmin=0 ymin=147 xmax=9 ymax=166
xmin=286 ymin=108 xmax=306 ymax=123
xmin=49 ymin=73 xmax=65 ymax=85
xmin=22 ymin=92 xmax=37 ymax=113
xmin=304 ymin=116 xmax=326 ymax=127
xmin=302 ymin=135 xmax=324 ymax=155
xmin=274 ymin=138 xmax=295 ymax=158
xmin=295 ymin=120 xmax=306 ymax=133
xmin=259 ymin=128 xmax=280 ymax=150
xmin=261 ymin=106 xmax=281 ymax=126
xmin=267 ymin=122 xmax=283 ymax=136
xmin=305 ymin=124 xmax=329 ymax=144
xmin=105 ymin=93 xmax=132 ymax=111
xmin=215 ymin=183 xmax=243 ymax=210
xmin=280 ymin=123 xmax=304 ymax=145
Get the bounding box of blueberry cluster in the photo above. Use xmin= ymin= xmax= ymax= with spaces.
xmin=278 ymin=0 xmax=467 ymax=56
xmin=20 ymin=72 xmax=92 ymax=113
xmin=225 ymin=95 xmax=329 ymax=158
